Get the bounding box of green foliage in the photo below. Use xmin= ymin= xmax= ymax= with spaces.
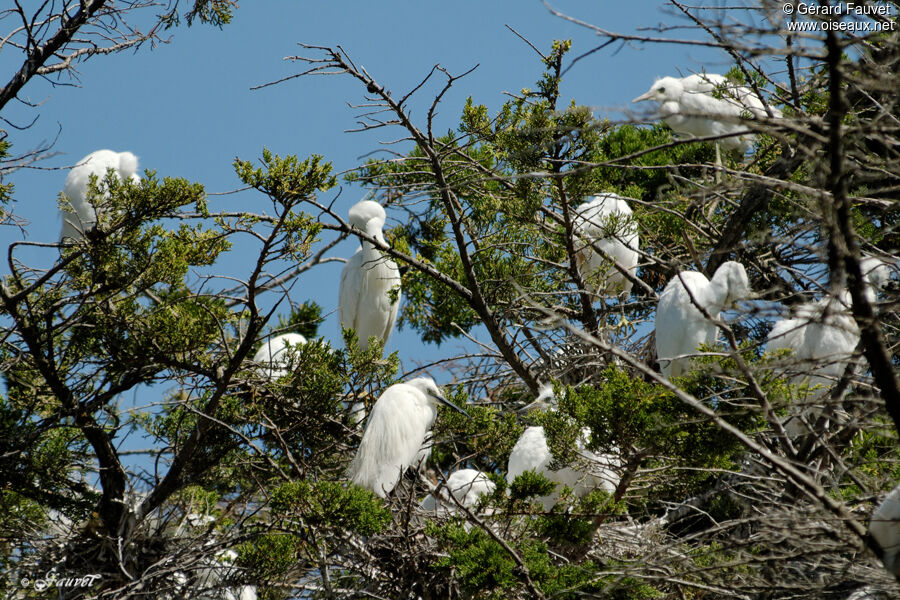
xmin=237 ymin=531 xmax=303 ymax=581
xmin=432 ymin=388 xmax=523 ymax=473
xmin=270 ymin=480 xmax=391 ymax=536
xmin=429 ymin=520 xmax=661 ymax=599
xmin=340 ymin=328 xmax=400 ymax=386
xmin=508 ymin=470 xmax=557 ymax=504
xmin=274 ymin=301 xmax=324 ymax=339
xmin=558 ymin=365 xmax=764 ymax=509
xmin=430 ymin=522 xmax=521 ymax=597
xmin=161 ymin=0 xmax=236 ymax=28
xmin=3 ymin=12 xmax=897 ymax=599
xmin=0 ymin=138 xmax=13 ymax=205
xmin=234 ymin=149 xmax=336 ymax=205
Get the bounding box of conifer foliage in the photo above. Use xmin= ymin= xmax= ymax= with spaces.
xmin=1 ymin=2 xmax=899 ymax=599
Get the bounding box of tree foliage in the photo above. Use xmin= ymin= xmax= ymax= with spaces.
xmin=1 ymin=1 xmax=899 ymax=599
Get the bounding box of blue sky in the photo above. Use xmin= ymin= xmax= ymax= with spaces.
xmin=3 ymin=1 xmax=734 ymax=382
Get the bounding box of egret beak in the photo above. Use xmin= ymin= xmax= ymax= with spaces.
xmin=632 ymin=90 xmax=655 ymax=103
xmin=430 ymin=391 xmax=470 ymax=418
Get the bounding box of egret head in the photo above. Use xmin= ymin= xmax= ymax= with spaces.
xmin=633 ymin=76 xmax=683 ymax=104
xmin=407 ymin=376 xmax=470 ymax=417
xmin=518 ymin=383 xmax=555 ymax=414
xmin=348 ymin=200 xmax=388 ymax=242
xmin=116 ymin=151 xmax=140 ymax=180
xmin=713 ymin=261 xmax=752 ymax=305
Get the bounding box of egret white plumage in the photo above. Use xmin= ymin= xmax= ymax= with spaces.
xmin=507 ymin=426 xmax=620 ymax=511
xmin=507 ymin=386 xmax=620 ymax=511
xmin=767 ymin=257 xmax=892 ymax=389
xmin=348 ymin=377 xmax=469 ymax=498
xmin=655 ymin=261 xmax=752 ymax=378
xmin=252 ymin=333 xmax=307 ymax=379
xmin=869 ymin=483 xmax=900 ymax=578
xmin=59 ymin=149 xmax=141 ymax=242
xmin=632 ymin=74 xmax=781 ymax=155
xmin=420 ymin=468 xmax=496 ymax=512
xmin=573 ymin=193 xmax=640 ymax=297
xmin=339 ymin=200 xmax=402 ymax=351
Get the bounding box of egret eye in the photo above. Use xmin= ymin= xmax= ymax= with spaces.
xmin=658 ymin=87 xmax=666 ymax=93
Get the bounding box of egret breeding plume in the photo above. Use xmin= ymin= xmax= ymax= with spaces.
xmin=573 ymin=193 xmax=640 ymax=297
xmin=339 ymin=200 xmax=402 ymax=352
xmin=507 ymin=385 xmax=620 ymax=511
xmin=767 ymin=257 xmax=892 ymax=389
xmin=632 ymin=73 xmax=781 ymax=157
xmin=252 ymin=333 xmax=307 ymax=379
xmin=348 ymin=377 xmax=469 ymax=498
xmin=420 ymin=468 xmax=496 ymax=512
xmin=655 ymin=261 xmax=752 ymax=378
xmin=869 ymin=482 xmax=900 ymax=578
xmin=59 ymin=149 xmax=141 ymax=242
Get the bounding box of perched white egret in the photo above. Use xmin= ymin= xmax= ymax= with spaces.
xmin=869 ymin=483 xmax=900 ymax=578
xmin=632 ymin=74 xmax=781 ymax=156
xmin=420 ymin=468 xmax=496 ymax=512
xmin=252 ymin=333 xmax=307 ymax=379
xmin=573 ymin=193 xmax=640 ymax=297
xmin=655 ymin=261 xmax=752 ymax=378
xmin=507 ymin=426 xmax=620 ymax=511
xmin=348 ymin=377 xmax=469 ymax=498
xmin=507 ymin=386 xmax=620 ymax=511
xmin=59 ymin=149 xmax=141 ymax=242
xmin=767 ymin=257 xmax=892 ymax=389
xmin=339 ymin=200 xmax=402 ymax=351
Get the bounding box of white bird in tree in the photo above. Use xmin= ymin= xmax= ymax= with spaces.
xmin=348 ymin=377 xmax=469 ymax=498
xmin=252 ymin=333 xmax=307 ymax=379
xmin=869 ymin=482 xmax=900 ymax=578
xmin=573 ymin=193 xmax=640 ymax=297
xmin=632 ymin=73 xmax=781 ymax=160
xmin=767 ymin=258 xmax=893 ymax=438
xmin=420 ymin=468 xmax=496 ymax=512
xmin=339 ymin=200 xmax=402 ymax=352
xmin=767 ymin=256 xmax=892 ymax=389
xmin=655 ymin=261 xmax=752 ymax=378
xmin=59 ymin=149 xmax=141 ymax=242
xmin=506 ymin=385 xmax=620 ymax=511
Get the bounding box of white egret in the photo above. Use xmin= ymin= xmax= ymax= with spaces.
xmin=507 ymin=426 xmax=620 ymax=511
xmin=869 ymin=483 xmax=900 ymax=578
xmin=767 ymin=257 xmax=892 ymax=435
xmin=655 ymin=261 xmax=752 ymax=378
xmin=59 ymin=149 xmax=141 ymax=242
xmin=573 ymin=193 xmax=640 ymax=297
xmin=252 ymin=333 xmax=307 ymax=379
xmin=339 ymin=200 xmax=401 ymax=351
xmin=632 ymin=74 xmax=781 ymax=157
xmin=420 ymin=468 xmax=496 ymax=512
xmin=348 ymin=377 xmax=469 ymax=498
xmin=507 ymin=386 xmax=620 ymax=511
xmin=767 ymin=257 xmax=892 ymax=387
